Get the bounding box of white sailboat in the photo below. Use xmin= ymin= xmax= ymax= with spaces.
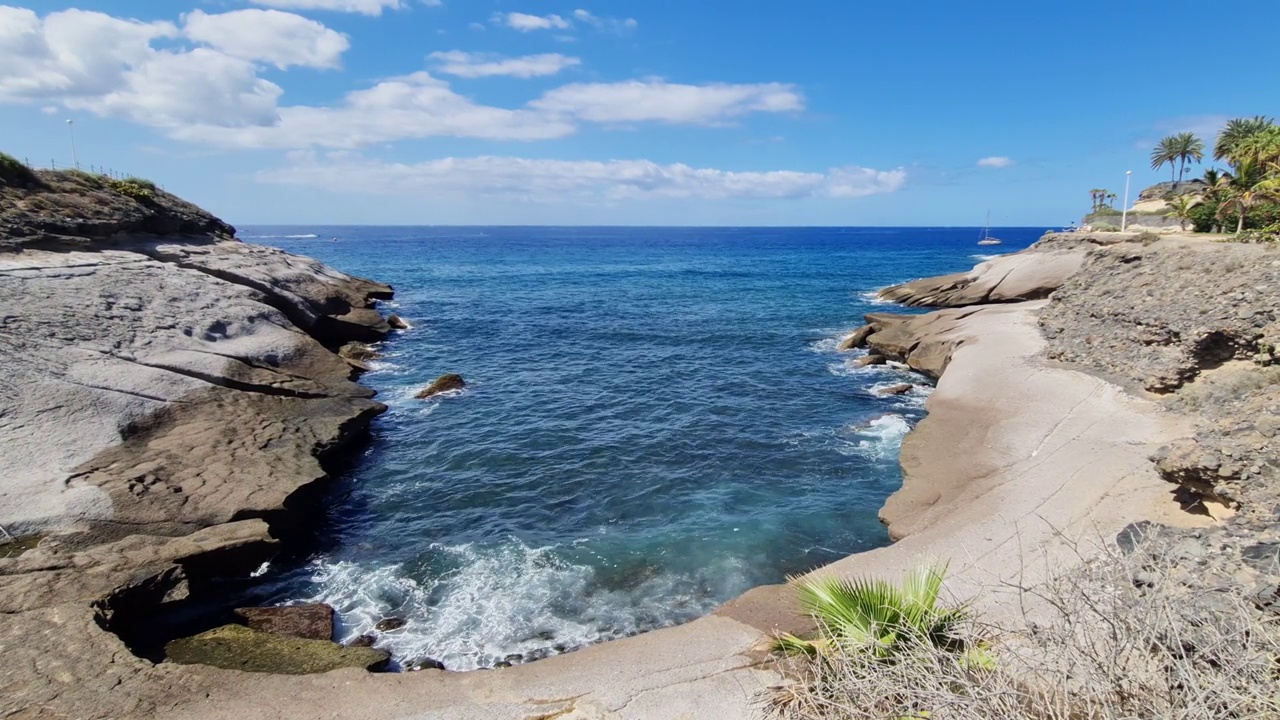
xmin=977 ymin=210 xmax=1003 ymax=245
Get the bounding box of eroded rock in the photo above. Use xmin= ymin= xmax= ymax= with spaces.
xmin=164 ymin=624 xmax=390 ymax=674
xmin=234 ymin=604 xmax=334 ymax=641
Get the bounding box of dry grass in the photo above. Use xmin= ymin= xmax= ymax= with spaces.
xmin=762 ymin=537 xmax=1280 ymax=719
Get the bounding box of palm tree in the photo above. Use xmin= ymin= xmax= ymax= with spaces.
xmin=1214 ymin=116 xmax=1275 ymax=163
xmin=1168 ymin=195 xmax=1199 ymax=232
xmin=1151 ymin=136 xmax=1179 ymax=183
xmin=772 ymin=564 xmax=966 ymax=659
xmin=1088 ymin=188 xmax=1106 ymax=211
xmin=1203 ymin=167 xmax=1225 ymax=187
xmin=1214 ymin=159 xmax=1277 ymax=236
xmin=1152 ymin=133 xmax=1205 ymax=187
xmin=1107 ymin=192 xmax=1117 ymax=208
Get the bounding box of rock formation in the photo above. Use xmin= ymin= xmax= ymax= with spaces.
xmin=0 ymin=169 xmax=398 ymax=716
xmin=417 ymin=373 xmax=467 ymax=399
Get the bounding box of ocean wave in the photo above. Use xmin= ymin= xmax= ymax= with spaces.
xmin=970 ymin=253 xmax=1004 ymax=261
xmin=839 ymin=414 xmax=912 ymax=461
xmin=858 ymin=290 xmax=895 ymax=305
xmin=298 ymin=540 xmax=742 ymax=670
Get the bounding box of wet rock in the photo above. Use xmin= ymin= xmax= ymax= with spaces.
xmin=234 ymin=603 xmax=334 ymax=641
xmin=416 ymin=374 xmax=466 ymax=399
xmin=877 ymin=383 xmax=914 ymax=396
xmin=348 ymin=634 xmax=377 ymax=648
xmin=837 ymin=325 xmax=873 ymax=351
xmin=854 ymin=354 xmax=887 ymax=367
xmin=387 ymin=314 xmax=410 ymax=330
xmin=374 ymin=617 xmax=407 ymax=632
xmin=407 ymin=658 xmax=445 ymax=671
xmin=338 ymin=342 xmax=380 ymax=362
xmin=164 ymin=624 xmax=389 ymax=674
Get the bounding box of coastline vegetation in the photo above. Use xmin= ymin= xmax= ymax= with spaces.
xmin=1147 ymin=116 xmax=1280 ymax=240
xmin=764 ymin=538 xmax=1280 ymax=719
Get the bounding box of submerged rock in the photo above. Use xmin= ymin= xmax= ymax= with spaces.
xmin=374 ymin=617 xmax=408 ymax=632
xmin=406 ymin=658 xmax=446 ymax=671
xmin=164 ymin=624 xmax=389 ymax=674
xmin=338 ymin=341 xmax=380 ymax=362
xmin=387 ymin=314 xmax=410 ymax=330
xmin=877 ymin=383 xmax=914 ymax=396
xmin=416 ymin=374 xmax=466 ymax=399
xmin=234 ymin=603 xmax=334 ymax=641
xmin=348 ymin=634 xmax=377 ymax=648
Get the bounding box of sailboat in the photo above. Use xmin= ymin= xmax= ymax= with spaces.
xmin=977 ymin=211 xmax=1003 ymax=245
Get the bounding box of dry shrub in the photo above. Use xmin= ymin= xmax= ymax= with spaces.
xmin=763 ymin=537 xmax=1280 ymax=719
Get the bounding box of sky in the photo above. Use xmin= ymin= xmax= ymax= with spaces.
xmin=3 ymin=1 xmax=1279 ymax=226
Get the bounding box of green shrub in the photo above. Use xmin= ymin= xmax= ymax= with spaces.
xmin=106 ymin=178 xmax=155 ymax=202
xmin=0 ymin=152 xmax=40 ymax=188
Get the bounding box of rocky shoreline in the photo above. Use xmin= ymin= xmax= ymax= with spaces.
xmin=3 ymin=171 xmax=1277 ymax=720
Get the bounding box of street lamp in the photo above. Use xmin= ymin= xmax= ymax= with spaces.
xmin=66 ymin=119 xmax=79 ymax=170
xmin=1120 ymin=170 xmax=1132 ymax=232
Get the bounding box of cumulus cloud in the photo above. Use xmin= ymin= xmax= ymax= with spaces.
xmin=174 ymin=72 xmax=575 ymax=147
xmin=258 ymin=154 xmax=906 ymax=202
xmin=183 ymin=10 xmax=349 ymax=70
xmin=428 ymin=51 xmax=579 ymax=79
xmin=572 ymin=9 xmax=637 ymax=33
xmin=976 ymin=156 xmax=1014 ymax=168
xmin=248 ymin=0 xmax=406 ymax=15
xmin=494 ymin=12 xmax=571 ymax=31
xmin=531 ymin=79 xmax=803 ymax=124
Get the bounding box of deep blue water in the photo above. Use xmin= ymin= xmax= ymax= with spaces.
xmin=240 ymin=226 xmax=1046 ymax=670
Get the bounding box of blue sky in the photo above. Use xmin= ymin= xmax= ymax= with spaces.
xmin=3 ymin=0 xmax=1278 ymax=226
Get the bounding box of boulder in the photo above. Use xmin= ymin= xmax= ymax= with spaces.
xmin=406 ymin=657 xmax=446 ymax=671
xmin=374 ymin=617 xmax=408 ymax=632
xmin=416 ymin=375 xmax=466 ymax=400
xmin=853 ymin=354 xmax=887 ymax=367
xmin=164 ymin=624 xmax=390 ymax=674
xmin=387 ymin=314 xmax=410 ymax=330
xmin=348 ymin=634 xmax=377 ymax=648
xmin=877 ymin=250 xmax=1085 ymax=308
xmin=234 ymin=603 xmax=334 ymax=641
xmin=836 ymin=325 xmax=873 ymax=351
xmin=877 ymin=383 xmax=914 ymax=396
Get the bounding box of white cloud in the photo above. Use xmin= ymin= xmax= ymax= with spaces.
xmin=572 ymin=9 xmax=637 ymax=33
xmin=248 ymin=0 xmax=405 ymax=15
xmin=495 ymin=12 xmax=571 ymax=31
xmin=428 ymin=50 xmax=579 ymax=78
xmin=175 ymin=72 xmax=574 ymax=147
xmin=183 ymin=10 xmax=349 ymax=70
xmin=531 ymin=79 xmax=803 ymax=124
xmin=258 ymin=154 xmax=906 ymax=202
xmin=0 ymin=7 xmax=176 ymax=102
xmin=976 ymin=156 xmax=1014 ymax=168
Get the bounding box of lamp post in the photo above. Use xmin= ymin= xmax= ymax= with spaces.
xmin=66 ymin=119 xmax=79 ymax=170
xmin=1120 ymin=170 xmax=1132 ymax=232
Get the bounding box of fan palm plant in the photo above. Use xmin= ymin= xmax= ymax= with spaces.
xmin=773 ymin=564 xmax=965 ymax=660
xmin=1214 ymin=159 xmax=1278 ymax=236
xmin=1167 ymin=195 xmax=1199 ymax=232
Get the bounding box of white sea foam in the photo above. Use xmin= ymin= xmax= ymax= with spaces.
xmin=839 ymin=414 xmax=912 ymax=461
xmin=970 ymin=253 xmax=1004 ymax=261
xmin=300 ymin=541 xmax=741 ymax=670
xmin=858 ymin=290 xmax=895 ymax=306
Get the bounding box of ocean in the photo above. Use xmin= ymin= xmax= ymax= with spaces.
xmin=235 ymin=225 xmax=1047 ymax=670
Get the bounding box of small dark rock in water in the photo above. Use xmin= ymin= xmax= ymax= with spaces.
xmin=348 ymin=634 xmax=377 ymax=648
xmin=234 ymin=603 xmax=334 ymax=641
xmin=854 ymin=354 xmax=887 ymax=367
xmin=387 ymin=314 xmax=410 ymax=330
xmin=374 ymin=617 xmax=408 ymax=632
xmin=877 ymin=383 xmax=914 ymax=396
xmin=407 ymin=658 xmax=446 ymax=671
xmin=165 ymin=624 xmax=389 ymax=674
xmin=416 ymin=374 xmax=466 ymax=399
xmin=493 ymin=660 xmax=512 ymax=668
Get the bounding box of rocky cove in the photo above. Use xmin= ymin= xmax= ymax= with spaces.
xmin=2 ymin=172 xmax=1279 ymax=719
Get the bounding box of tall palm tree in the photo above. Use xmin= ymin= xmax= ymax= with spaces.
xmin=1151 ymin=136 xmax=1179 ymax=183
xmin=1152 ymin=133 xmax=1204 ymax=187
xmin=1214 ymin=116 xmax=1275 ymax=164
xmin=1088 ymin=188 xmax=1105 ymax=211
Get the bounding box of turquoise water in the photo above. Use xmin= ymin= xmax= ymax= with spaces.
xmin=241 ymin=226 xmax=1045 ymax=670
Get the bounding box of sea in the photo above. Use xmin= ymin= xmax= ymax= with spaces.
xmin=232 ymin=225 xmax=1047 ymax=671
